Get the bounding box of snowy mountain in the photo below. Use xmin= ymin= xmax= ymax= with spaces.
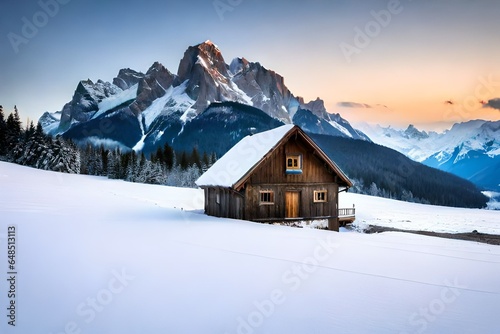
xmin=357 ymin=120 xmax=500 ymax=191
xmin=39 ymin=41 xmax=368 ymax=154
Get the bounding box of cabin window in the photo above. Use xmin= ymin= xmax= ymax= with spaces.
xmin=216 ymin=193 xmax=220 ymax=205
xmin=260 ymin=190 xmax=274 ymax=205
xmin=314 ymin=190 xmax=327 ymax=203
xmin=286 ymin=154 xmax=302 ymax=174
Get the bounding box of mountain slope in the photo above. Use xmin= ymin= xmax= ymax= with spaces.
xmin=293 ymin=107 xmax=370 ymax=140
xmin=172 ymin=101 xmax=284 ymax=156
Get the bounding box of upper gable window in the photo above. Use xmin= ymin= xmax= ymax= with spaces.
xmin=286 ymin=154 xmax=302 ymax=174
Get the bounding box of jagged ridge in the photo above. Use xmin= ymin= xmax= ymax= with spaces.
xmin=39 ymin=41 xmax=370 ymax=154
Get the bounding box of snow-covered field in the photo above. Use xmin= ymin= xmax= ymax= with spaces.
xmin=341 ymin=193 xmax=500 ymax=235
xmin=1 ymin=162 xmax=499 ymax=333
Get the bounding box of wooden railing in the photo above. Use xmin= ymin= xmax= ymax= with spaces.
xmin=252 ymin=208 xmax=356 ymax=223
xmin=338 ymin=208 xmax=355 ymax=217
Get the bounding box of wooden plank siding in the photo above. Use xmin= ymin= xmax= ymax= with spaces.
xmin=245 ymin=183 xmax=338 ymax=221
xmin=245 ymin=135 xmax=338 ymax=185
xmin=205 ymin=187 xmax=244 ymax=219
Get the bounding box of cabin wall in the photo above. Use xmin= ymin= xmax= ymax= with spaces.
xmin=204 ymin=188 xmax=244 ymax=219
xmin=245 ymin=183 xmax=338 ymax=221
xmin=246 ymin=136 xmax=338 ymax=185
xmin=242 ymin=134 xmax=340 ymax=221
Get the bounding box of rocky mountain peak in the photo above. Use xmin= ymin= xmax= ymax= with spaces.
xmin=229 ymin=57 xmax=251 ymax=75
xmin=144 ymin=62 xmax=175 ymax=89
xmin=177 ymin=40 xmax=228 ymax=82
xmin=404 ymin=124 xmax=429 ymax=140
xmin=113 ymin=68 xmax=145 ymax=90
xmin=60 ymin=79 xmax=121 ymax=131
xmin=147 ymin=61 xmax=166 ymax=74
xmin=126 ymin=62 xmax=176 ymax=116
xmin=300 ymin=97 xmax=327 ymax=118
xmin=76 ymin=79 xmax=94 ymax=93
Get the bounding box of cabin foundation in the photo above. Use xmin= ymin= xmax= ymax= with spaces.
xmin=328 ymin=217 xmax=340 ymax=232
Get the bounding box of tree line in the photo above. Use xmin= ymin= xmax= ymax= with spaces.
xmin=2 ymin=105 xmax=489 ymax=208
xmin=0 ymin=105 xmax=216 ymax=188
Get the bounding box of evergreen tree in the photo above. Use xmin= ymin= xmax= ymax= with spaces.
xmin=190 ymin=147 xmax=201 ymax=170
xmin=139 ymin=152 xmax=146 ymax=169
xmin=47 ymin=137 xmax=80 ymax=173
xmin=5 ymin=106 xmax=23 ymax=154
xmin=0 ymin=105 xmax=7 ymax=156
xmin=201 ymin=151 xmax=210 ymax=171
xmin=369 ymin=182 xmax=379 ymax=197
xmin=24 ymin=121 xmax=35 ymax=141
xmin=138 ymin=160 xmax=166 ymax=185
xmin=83 ymin=144 xmax=103 ymax=176
xmin=115 ymin=148 xmax=124 ymax=179
xmin=35 ymin=121 xmax=45 ymax=138
xmin=151 ymin=161 xmax=167 ymax=184
xmin=179 ymin=151 xmax=189 ymax=170
xmin=14 ymin=122 xmax=49 ymax=167
xmin=134 ymin=159 xmax=146 ymax=183
xmin=120 ymin=151 xmax=131 ymax=179
xmin=163 ymin=143 xmax=174 ymax=170
xmin=100 ymin=145 xmax=109 ymax=175
xmin=11 ymin=136 xmax=27 ymax=166
xmin=401 ymin=189 xmax=415 ymax=202
xmin=184 ymin=164 xmax=201 ymax=187
xmin=152 ymin=146 xmax=163 ymax=165
xmin=210 ymin=152 xmax=217 ymax=165
xmin=64 ymin=139 xmax=81 ymax=174
xmin=79 ymin=144 xmax=90 ymax=175
xmin=125 ymin=151 xmax=137 ymax=182
xmin=166 ymin=164 xmax=184 ymax=187
xmin=107 ymin=149 xmax=119 ymax=179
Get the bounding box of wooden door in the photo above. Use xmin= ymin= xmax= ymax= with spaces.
xmin=285 ymin=191 xmax=300 ymax=218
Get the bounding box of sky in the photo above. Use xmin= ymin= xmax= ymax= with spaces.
xmin=1 ymin=0 xmax=499 ymax=131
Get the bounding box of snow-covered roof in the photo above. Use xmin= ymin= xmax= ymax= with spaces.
xmin=196 ymin=124 xmax=353 ymax=189
xmin=196 ymin=125 xmax=295 ymax=188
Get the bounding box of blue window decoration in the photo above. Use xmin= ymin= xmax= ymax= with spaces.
xmin=286 ymin=154 xmax=302 ymax=174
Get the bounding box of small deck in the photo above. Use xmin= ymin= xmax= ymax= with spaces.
xmin=338 ymin=208 xmax=356 ymax=225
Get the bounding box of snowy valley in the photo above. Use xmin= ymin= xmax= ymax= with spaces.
xmin=0 ymin=161 xmax=499 ymax=333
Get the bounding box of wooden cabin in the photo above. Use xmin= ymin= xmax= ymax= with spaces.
xmin=195 ymin=125 xmax=354 ymax=231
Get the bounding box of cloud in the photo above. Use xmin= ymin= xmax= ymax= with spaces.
xmin=76 ymin=137 xmax=130 ymax=151
xmin=483 ymin=98 xmax=500 ymax=110
xmin=337 ymin=102 xmax=372 ymax=108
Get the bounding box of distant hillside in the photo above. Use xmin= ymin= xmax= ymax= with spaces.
xmin=310 ymin=133 xmax=488 ymax=209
